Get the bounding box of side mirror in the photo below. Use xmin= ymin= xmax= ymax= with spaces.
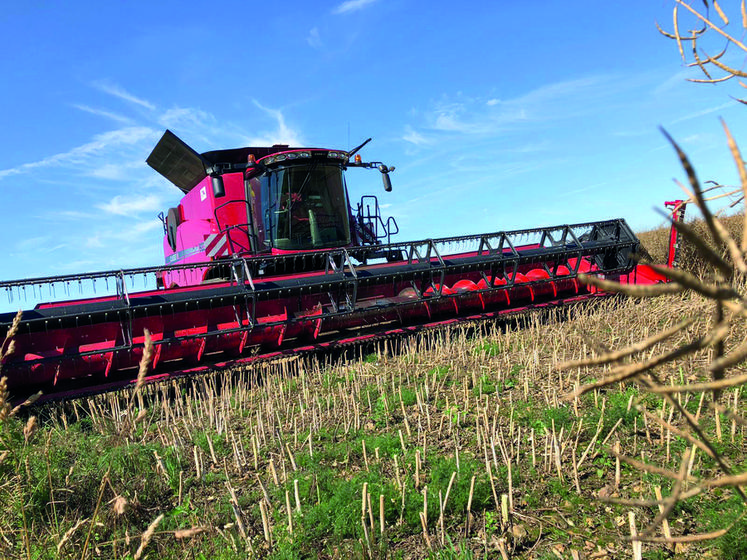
xmin=378 ymin=164 xmax=393 ymax=192
xmin=211 ymin=175 xmax=225 ymax=198
xmin=382 ymin=173 xmax=392 ymax=192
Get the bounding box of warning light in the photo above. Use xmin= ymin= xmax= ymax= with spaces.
xmin=355 ymin=154 xmax=362 ymax=163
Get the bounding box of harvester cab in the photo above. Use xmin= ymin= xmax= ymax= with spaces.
xmin=148 ymin=130 xmax=398 ymax=287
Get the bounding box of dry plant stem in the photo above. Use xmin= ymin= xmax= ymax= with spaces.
xmin=662 ymin=127 xmax=732 ymax=258
xmin=712 ymin=401 xmax=747 ymax=427
xmin=719 ymin=119 xmax=747 ymax=253
xmin=713 ymin=298 xmax=727 ymax=398
xmin=699 ymin=470 xmax=747 ymax=488
xmin=133 ymin=513 xmax=164 ymax=560
xmin=672 ymin=3 xmax=687 ymax=59
xmin=569 ymin=322 xmax=728 ymax=398
xmin=639 ymin=408 xmax=718 ymax=462
xmin=629 ymin=512 xmax=642 ymax=560
xmin=644 ymin=373 xmax=747 ymax=503
xmin=638 ymin=449 xmax=691 ymax=538
xmin=654 ymin=486 xmax=682 ymax=538
xmin=56 ymin=519 xmax=88 ymax=554
xmin=710 ymin=332 xmax=747 ymax=376
xmin=0 ymin=310 xmax=22 ymax=358
xmin=80 ymin=471 xmax=110 ymax=560
xmin=604 ymin=486 xmax=703 ymax=507
xmin=712 ymin=216 xmax=747 ymax=274
xmin=557 ymin=317 xmax=694 ymax=370
xmin=630 ymin=510 xmax=747 ymax=544
xmin=669 ymin=219 xmax=734 ymax=276
xmin=649 ymin=264 xmax=740 ymax=300
xmin=648 ymin=369 xmax=747 ymax=393
xmin=675 ymin=0 xmax=747 ymax=54
xmin=713 ymin=1 xmax=729 ymax=25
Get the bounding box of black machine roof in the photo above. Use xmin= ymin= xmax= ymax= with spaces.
xmin=146 ymin=129 xmax=306 ymax=193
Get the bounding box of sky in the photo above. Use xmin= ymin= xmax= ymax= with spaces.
xmin=1 ymin=0 xmax=746 ymax=287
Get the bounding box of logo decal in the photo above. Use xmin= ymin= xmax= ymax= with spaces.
xmin=200 ymin=186 xmax=207 ymax=202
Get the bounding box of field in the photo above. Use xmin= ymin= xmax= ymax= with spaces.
xmin=0 ymin=220 xmax=745 ymax=560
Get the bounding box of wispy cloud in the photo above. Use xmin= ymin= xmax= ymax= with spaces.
xmin=402 ymin=125 xmax=431 ymax=146
xmin=410 ymin=75 xmax=622 ymax=137
xmin=332 ymin=0 xmax=377 ymax=15
xmin=669 ymin=101 xmax=736 ymax=125
xmin=158 ymin=107 xmax=214 ymax=131
xmin=653 ymin=69 xmax=693 ymax=95
xmin=92 ymin=80 xmax=156 ymax=110
xmin=87 ymin=161 xmax=143 ymax=181
xmin=0 ymin=127 xmax=157 ymax=180
xmin=1 ymin=82 xmax=310 ymax=280
xmin=307 ymin=27 xmax=322 ymax=49
xmin=73 ymin=104 xmax=133 ymax=125
xmin=246 ymin=100 xmax=304 ymax=146
xmin=97 ymin=193 xmax=162 ymax=216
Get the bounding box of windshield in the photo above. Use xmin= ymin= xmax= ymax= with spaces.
xmin=259 ymin=163 xmax=351 ymax=251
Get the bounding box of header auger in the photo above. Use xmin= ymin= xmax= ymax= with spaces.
xmin=0 ymin=130 xmax=673 ymax=401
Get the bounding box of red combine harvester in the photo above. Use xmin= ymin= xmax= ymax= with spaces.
xmin=0 ymin=131 xmax=674 ymax=399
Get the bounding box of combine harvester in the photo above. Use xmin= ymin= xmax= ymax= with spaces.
xmin=0 ymin=131 xmax=675 ymax=400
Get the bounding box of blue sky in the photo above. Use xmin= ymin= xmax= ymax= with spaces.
xmin=1 ymin=0 xmax=745 ymax=284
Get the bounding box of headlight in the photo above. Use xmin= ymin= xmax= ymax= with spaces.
xmin=328 ymin=151 xmax=349 ymax=162
xmin=262 ymin=151 xmax=312 ymax=165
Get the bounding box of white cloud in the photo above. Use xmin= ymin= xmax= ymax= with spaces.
xmin=332 ymin=0 xmax=377 ymax=14
xmin=158 ymin=107 xmax=214 ymax=131
xmin=92 ymin=80 xmax=156 ymax=110
xmin=97 ymin=194 xmax=162 ymax=216
xmin=402 ymin=125 xmax=431 ymax=146
xmin=0 ymin=127 xmax=157 ymax=180
xmin=307 ymin=27 xmax=322 ymax=49
xmin=669 ymin=101 xmax=736 ymax=125
xmin=414 ymin=75 xmax=619 ymax=137
xmin=87 ymin=161 xmax=143 ymax=181
xmin=74 ymin=104 xmax=133 ymax=124
xmin=246 ymin=100 xmax=304 ymax=146
xmin=653 ymin=69 xmax=694 ymax=95
xmin=0 ymin=84 xmax=314 ymax=279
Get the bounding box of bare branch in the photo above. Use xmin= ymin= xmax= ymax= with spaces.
xmin=713 ymin=1 xmax=729 ymax=25
xmin=640 ymin=407 xmax=719 ymax=461
xmin=648 ymin=264 xmax=741 ymax=299
xmin=705 ymin=53 xmax=747 ymax=78
xmin=661 ymin=128 xmax=724 ymax=250
xmin=689 ymin=74 xmax=735 ymax=84
xmin=557 ymin=317 xmax=694 ymax=370
xmin=668 ymin=219 xmax=733 ymax=277
xmin=567 ymin=323 xmax=728 ymax=399
xmin=603 ymin=486 xmax=703 ymax=507
xmin=611 ymin=449 xmax=696 ymax=482
xmin=577 ymin=274 xmax=685 ymax=297
xmin=676 ymin=0 xmax=747 ymax=53
xmin=711 ymin=335 xmax=747 ymax=376
xmin=674 ymin=3 xmax=686 ymax=61
xmin=648 ymin=370 xmax=747 ymax=393
xmin=719 ymin=120 xmax=747 ymax=254
xmin=640 ymin=449 xmax=691 ymax=537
